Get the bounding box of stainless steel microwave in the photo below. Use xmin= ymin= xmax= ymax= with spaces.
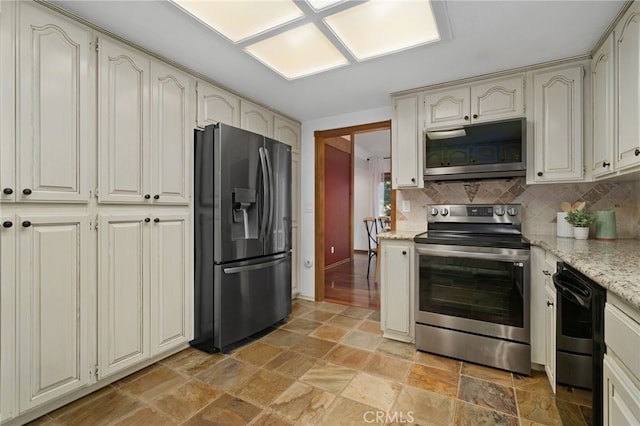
xmin=424 ymin=117 xmax=526 ymax=181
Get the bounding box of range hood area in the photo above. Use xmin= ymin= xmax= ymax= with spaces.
xmin=424 ymin=117 xmax=526 ymax=181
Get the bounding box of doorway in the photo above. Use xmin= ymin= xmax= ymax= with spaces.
xmin=314 ymin=120 xmax=393 ymax=308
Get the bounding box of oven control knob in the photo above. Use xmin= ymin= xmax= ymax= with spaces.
xmin=507 ymin=207 xmax=518 ymax=216
xmin=429 ymin=208 xmax=439 ymax=216
xmin=494 ymin=207 xmax=505 ymax=216
xmin=440 ymin=208 xmax=449 ymax=216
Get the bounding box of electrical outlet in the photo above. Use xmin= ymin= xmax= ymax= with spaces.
xmin=330 ymin=246 xmax=335 ymax=254
xmin=402 ymin=200 xmax=411 ymax=212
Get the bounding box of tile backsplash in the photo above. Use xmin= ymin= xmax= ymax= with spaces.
xmin=396 ymin=178 xmax=640 ymax=238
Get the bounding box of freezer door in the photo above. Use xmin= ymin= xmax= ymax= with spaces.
xmin=214 ymin=253 xmax=291 ymax=350
xmin=264 ymin=138 xmax=292 ymax=254
xmin=215 ymin=124 xmax=266 ymax=262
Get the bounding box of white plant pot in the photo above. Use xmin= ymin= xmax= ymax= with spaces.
xmin=573 ymin=227 xmax=589 ymax=240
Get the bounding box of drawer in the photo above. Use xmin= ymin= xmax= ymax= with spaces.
xmin=605 ymin=302 xmax=640 ymax=381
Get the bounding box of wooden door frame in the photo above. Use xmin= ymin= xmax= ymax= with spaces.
xmin=314 ymin=120 xmax=392 ymax=301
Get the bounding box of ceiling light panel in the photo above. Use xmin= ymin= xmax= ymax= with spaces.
xmin=173 ymin=0 xmax=304 ymax=42
xmin=305 ymin=0 xmax=345 ymax=11
xmin=245 ymin=23 xmax=349 ymax=80
xmin=323 ymin=0 xmax=440 ymax=61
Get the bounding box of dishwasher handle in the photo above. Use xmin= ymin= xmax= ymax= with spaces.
xmin=553 ymin=269 xmax=592 ymax=309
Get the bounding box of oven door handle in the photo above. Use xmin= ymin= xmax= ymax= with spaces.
xmin=415 ymin=245 xmax=529 ymax=263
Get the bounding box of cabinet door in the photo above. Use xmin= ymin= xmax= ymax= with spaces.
xmin=424 ymin=86 xmax=470 ymax=129
xmin=98 ymin=215 xmax=150 ymax=378
xmin=241 ymin=100 xmax=273 ymax=137
xmin=150 ymin=214 xmax=190 ymax=354
xmin=592 ymin=34 xmax=615 ymax=178
xmin=196 ymin=80 xmax=240 ymax=128
xmin=18 ymin=215 xmax=89 ymax=410
xmin=291 ymin=225 xmax=300 ymax=298
xmin=603 ymin=356 xmax=640 ymax=426
xmin=470 ymin=75 xmax=524 ymax=123
xmin=545 ymin=284 xmax=557 ymax=393
xmin=0 ymin=1 xmax=16 ymax=202
xmin=98 ymin=37 xmax=150 ymax=203
xmin=17 ymin=2 xmax=91 ymax=202
xmin=392 ymin=95 xmax=422 ymax=188
xmin=1 ymin=215 xmax=16 ymax=419
xmin=274 ymin=115 xmax=301 ymax=152
xmin=532 ymin=66 xmax=583 ymax=182
xmin=380 ymin=241 xmax=413 ymax=341
xmin=530 ymin=247 xmax=546 ymax=365
xmin=151 ymin=61 xmax=190 ymax=204
xmin=615 ymin=3 xmax=640 ymax=171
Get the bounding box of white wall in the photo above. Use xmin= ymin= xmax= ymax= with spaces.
xmin=353 ymin=154 xmax=370 ymax=252
xmin=299 ymin=106 xmax=391 ymax=300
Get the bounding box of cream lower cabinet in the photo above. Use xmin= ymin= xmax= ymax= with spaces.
xmin=17 ymin=215 xmax=91 ymax=411
xmin=1 ymin=216 xmax=16 ymax=421
xmin=603 ymin=294 xmax=640 ymax=425
xmin=380 ymin=240 xmax=414 ymax=342
xmin=98 ymin=213 xmax=190 ymax=378
xmin=544 ymin=283 xmax=557 ymax=393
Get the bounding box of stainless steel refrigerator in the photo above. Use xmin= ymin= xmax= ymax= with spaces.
xmin=191 ymin=123 xmax=292 ymax=353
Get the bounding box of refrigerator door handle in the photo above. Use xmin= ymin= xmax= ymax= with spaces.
xmin=258 ymin=147 xmax=269 ymax=240
xmin=223 ymin=254 xmax=288 ymax=274
xmin=264 ymin=147 xmax=274 ymax=238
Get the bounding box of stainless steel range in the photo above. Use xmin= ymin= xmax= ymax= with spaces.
xmin=414 ymin=204 xmax=531 ymax=375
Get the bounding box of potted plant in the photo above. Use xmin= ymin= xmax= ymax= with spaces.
xmin=565 ymin=210 xmax=596 ymax=239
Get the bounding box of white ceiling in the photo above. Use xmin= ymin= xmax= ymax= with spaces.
xmin=50 ymin=0 xmax=628 ymax=123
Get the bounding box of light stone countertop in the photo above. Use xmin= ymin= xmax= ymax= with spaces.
xmin=525 ymin=234 xmax=640 ymax=310
xmin=377 ymin=230 xmax=425 ymax=241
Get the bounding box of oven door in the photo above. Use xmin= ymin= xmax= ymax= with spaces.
xmin=415 ymin=244 xmax=530 ymax=343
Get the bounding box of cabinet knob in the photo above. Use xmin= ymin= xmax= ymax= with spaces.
xmin=153 ymin=194 xmax=160 ymax=200
xmin=635 ymin=148 xmax=640 ymax=157
xmin=537 ymin=172 xmax=543 ymax=177
xmin=602 ymin=161 xmax=610 ymax=168
xmin=22 ymin=188 xmax=32 ymax=195
xmin=464 ymin=115 xmax=470 ymax=120
xmin=144 ymin=218 xmax=151 ymax=223
xmin=546 ymin=301 xmax=554 ymax=307
xmin=411 ymin=178 xmax=416 ymax=183
xmin=2 ymin=221 xmax=13 ymax=228
xmin=402 ymin=250 xmax=407 ymax=255
xmin=144 ymin=194 xmax=151 ymax=199
xmin=472 ymin=114 xmax=478 ymax=119
xmin=154 ymin=218 xmax=160 ymax=223
xmin=3 ymin=188 xmax=13 ymax=195
xmin=22 ymin=220 xmax=32 ymax=228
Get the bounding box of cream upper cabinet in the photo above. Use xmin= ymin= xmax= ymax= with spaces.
xmin=274 ymin=114 xmax=301 ymax=152
xmin=615 ymin=1 xmax=640 ymax=172
xmin=98 ymin=36 xmax=150 ymax=204
xmin=99 ymin=39 xmax=189 ymax=204
xmin=17 ymin=215 xmax=90 ymax=411
xmin=98 ymin=214 xmax=150 ymax=378
xmin=150 ymin=214 xmax=191 ymax=355
xmin=151 ymin=61 xmax=191 ymax=204
xmin=531 ymin=65 xmax=584 ymax=183
xmin=392 ymin=94 xmax=423 ymax=189
xmin=0 ymin=0 xmax=15 ymax=203
xmin=241 ymin=100 xmax=274 ymax=138
xmin=424 ymin=75 xmax=524 ymax=129
xmin=380 ymin=240 xmax=414 ymax=342
xmin=196 ymin=80 xmax=240 ymax=128
xmin=14 ymin=2 xmax=92 ymax=203
xmin=592 ymin=33 xmax=616 ymax=179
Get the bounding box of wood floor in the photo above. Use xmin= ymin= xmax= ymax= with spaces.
xmin=324 ymin=252 xmax=380 ymax=310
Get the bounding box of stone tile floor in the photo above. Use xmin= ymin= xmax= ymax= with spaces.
xmin=30 ymin=299 xmax=592 ymax=425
